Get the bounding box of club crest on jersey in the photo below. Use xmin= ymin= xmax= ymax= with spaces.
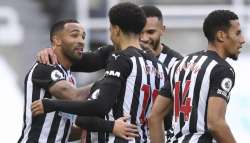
xmin=221 ymin=77 xmax=233 ymax=92
xmin=51 ymin=70 xmax=64 ymax=81
xmin=105 ymin=70 xmax=120 ymax=78
xmin=112 ymin=54 xmax=120 ymax=60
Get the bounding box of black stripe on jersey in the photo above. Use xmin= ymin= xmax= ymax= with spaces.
xmin=114 ymin=137 xmax=129 ymax=143
xmin=162 ymin=54 xmax=172 ymax=67
xmin=129 ymin=58 xmax=142 ymax=143
xmin=182 ymin=134 xmax=193 ymax=143
xmin=61 ymin=120 xmax=70 ymax=143
xmin=130 ymin=58 xmax=142 ymax=125
xmin=18 ymin=74 xmax=29 ymax=143
xmin=27 ymin=85 xmax=46 ymax=142
xmin=189 ymin=57 xmax=211 ymax=133
xmin=197 ymin=133 xmax=213 ymax=143
xmin=47 ymin=112 xmax=62 ymax=142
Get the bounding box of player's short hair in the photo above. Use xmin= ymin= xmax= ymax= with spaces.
xmin=50 ymin=19 xmax=79 ymax=42
xmin=108 ymin=2 xmax=146 ymax=34
xmin=141 ymin=5 xmax=163 ymax=22
xmin=203 ymin=10 xmax=238 ymax=42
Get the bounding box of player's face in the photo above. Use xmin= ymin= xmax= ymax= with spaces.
xmin=60 ymin=23 xmax=85 ymax=62
xmin=140 ymin=17 xmax=164 ymax=52
xmin=224 ymin=20 xmax=245 ymax=60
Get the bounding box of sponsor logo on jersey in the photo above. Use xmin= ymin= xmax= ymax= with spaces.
xmin=112 ymin=54 xmax=120 ymax=60
xmin=51 ymin=70 xmax=64 ymax=81
xmin=105 ymin=70 xmax=121 ymax=78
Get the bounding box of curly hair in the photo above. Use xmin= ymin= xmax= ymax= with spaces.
xmin=109 ymin=2 xmax=146 ymax=34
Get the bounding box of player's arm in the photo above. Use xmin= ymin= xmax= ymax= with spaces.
xmin=32 ymin=63 xmax=90 ymax=101
xmin=32 ymin=77 xmax=121 ymax=116
xmin=76 ymin=116 xmax=138 ymax=140
xmin=49 ymin=82 xmax=92 ymax=100
xmin=32 ymin=53 xmax=131 ymax=117
xmin=35 ymin=45 xmax=114 ymax=72
xmin=207 ymin=65 xmax=236 ymax=143
xmin=148 ymin=83 xmax=173 ymax=143
xmin=71 ymin=45 xmax=114 ymax=72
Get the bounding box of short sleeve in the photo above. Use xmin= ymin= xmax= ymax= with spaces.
xmin=32 ymin=63 xmax=66 ymax=90
xmin=209 ymin=65 xmax=235 ymax=102
xmin=104 ymin=53 xmax=131 ymax=82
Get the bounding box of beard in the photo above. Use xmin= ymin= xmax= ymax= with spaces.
xmin=152 ymin=38 xmax=160 ymax=52
xmin=228 ymin=54 xmax=238 ymax=61
xmin=61 ymin=46 xmax=82 ymax=63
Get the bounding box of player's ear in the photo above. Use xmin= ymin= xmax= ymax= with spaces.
xmin=216 ymin=30 xmax=226 ymax=42
xmin=52 ymin=35 xmax=62 ymax=46
xmin=113 ymin=25 xmax=121 ymax=36
xmin=161 ymin=25 xmax=166 ymax=36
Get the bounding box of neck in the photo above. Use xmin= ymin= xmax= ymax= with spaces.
xmin=118 ymin=34 xmax=141 ymax=50
xmin=207 ymin=42 xmax=226 ymax=59
xmin=154 ymin=43 xmax=162 ymax=56
xmin=53 ymin=46 xmax=72 ymax=69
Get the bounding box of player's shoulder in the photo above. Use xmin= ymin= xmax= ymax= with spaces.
xmin=205 ymin=50 xmax=234 ymax=71
xmin=96 ymin=44 xmax=115 ymax=52
xmin=34 ymin=62 xmax=61 ymax=71
xmin=161 ymin=43 xmax=183 ymax=59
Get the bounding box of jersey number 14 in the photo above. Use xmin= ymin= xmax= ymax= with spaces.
xmin=174 ymin=80 xmax=192 ymax=122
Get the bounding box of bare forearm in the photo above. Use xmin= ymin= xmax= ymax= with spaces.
xmin=209 ymin=121 xmax=236 ymax=143
xmin=148 ymin=117 xmax=165 ymax=143
xmin=76 ymin=83 xmax=93 ymax=100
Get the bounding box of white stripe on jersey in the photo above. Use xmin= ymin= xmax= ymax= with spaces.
xmin=38 ymin=112 xmax=56 ymax=142
xmin=21 ymin=63 xmax=38 ymax=143
xmin=167 ymin=57 xmax=177 ymax=72
xmin=123 ymin=57 xmax=137 ymax=117
xmin=55 ymin=116 xmax=67 ymax=142
xmin=196 ymin=60 xmax=217 ymax=132
xmin=158 ymin=53 xmax=167 ymax=64
xmin=189 ymin=134 xmax=202 ymax=143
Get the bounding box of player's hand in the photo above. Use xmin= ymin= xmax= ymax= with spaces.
xmin=36 ymin=48 xmax=58 ymax=65
xmin=31 ymin=100 xmax=45 ymax=116
xmin=112 ymin=116 xmax=139 ymax=140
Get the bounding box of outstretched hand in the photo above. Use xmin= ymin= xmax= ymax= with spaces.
xmin=36 ymin=48 xmax=58 ymax=65
xmin=112 ymin=116 xmax=139 ymax=140
xmin=31 ymin=100 xmax=45 ymax=116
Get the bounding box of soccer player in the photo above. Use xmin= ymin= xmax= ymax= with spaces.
xmin=140 ymin=5 xmax=183 ymax=141
xmin=18 ymin=19 xmax=90 ymax=143
xmin=32 ymin=2 xmax=167 ymax=143
xmin=148 ymin=10 xmax=245 ymax=143
xmin=140 ymin=5 xmax=183 ymax=72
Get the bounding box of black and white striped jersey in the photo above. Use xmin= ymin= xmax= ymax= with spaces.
xmin=105 ymin=47 xmax=168 ymax=143
xmin=158 ymin=44 xmax=183 ymax=73
xmin=160 ymin=50 xmax=235 ymax=143
xmin=157 ymin=43 xmax=183 ymax=141
xmin=18 ymin=63 xmax=76 ymax=143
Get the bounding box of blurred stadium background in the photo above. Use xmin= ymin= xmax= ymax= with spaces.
xmin=0 ymin=0 xmax=249 ymax=142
